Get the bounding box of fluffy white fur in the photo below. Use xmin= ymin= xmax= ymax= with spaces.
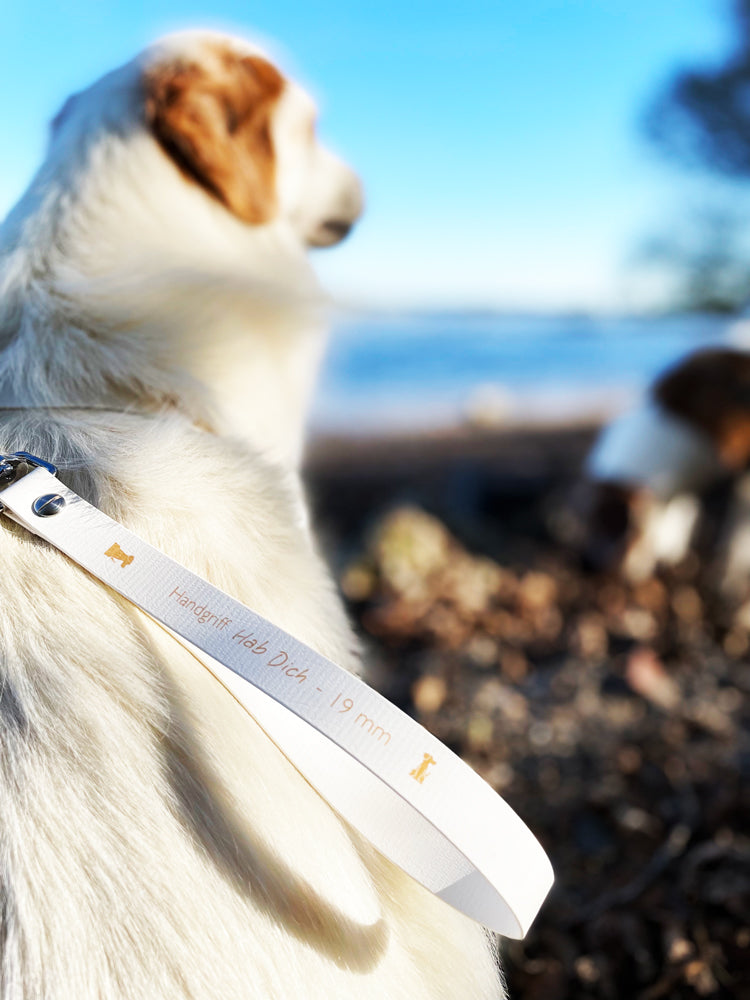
xmin=621 ymin=492 xmax=702 ymax=583
xmin=586 ymin=401 xmax=723 ymax=581
xmin=586 ymin=401 xmax=723 ymax=499
xmin=0 ymin=32 xmax=502 ymax=1000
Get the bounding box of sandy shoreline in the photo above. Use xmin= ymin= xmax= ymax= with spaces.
xmin=307 ymin=419 xmax=601 ymax=468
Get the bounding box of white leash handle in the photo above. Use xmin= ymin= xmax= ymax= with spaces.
xmin=0 ymin=460 xmax=553 ymax=938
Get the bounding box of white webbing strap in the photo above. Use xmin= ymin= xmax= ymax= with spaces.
xmin=0 ymin=465 xmax=553 ymax=937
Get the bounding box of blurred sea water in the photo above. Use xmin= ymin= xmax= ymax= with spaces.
xmin=311 ymin=312 xmax=736 ymax=435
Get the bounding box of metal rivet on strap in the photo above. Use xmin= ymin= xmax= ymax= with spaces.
xmin=0 ymin=461 xmax=16 ymax=485
xmin=32 ymin=494 xmax=66 ymax=517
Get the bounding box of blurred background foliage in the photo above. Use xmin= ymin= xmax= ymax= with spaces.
xmin=640 ymin=0 xmax=750 ymax=313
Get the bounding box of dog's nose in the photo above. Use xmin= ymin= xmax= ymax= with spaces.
xmin=325 ymin=218 xmax=353 ymax=239
xmin=309 ymin=217 xmax=354 ymax=247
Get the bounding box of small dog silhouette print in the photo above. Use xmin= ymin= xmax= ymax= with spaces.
xmin=410 ymin=753 xmax=436 ymax=784
xmin=105 ymin=542 xmax=135 ymax=568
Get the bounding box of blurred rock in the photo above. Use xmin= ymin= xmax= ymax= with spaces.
xmin=466 ymin=712 xmax=494 ymax=753
xmin=464 ymin=633 xmax=499 ymax=669
xmin=411 ymin=674 xmax=448 ymax=714
xmin=441 ymin=554 xmax=507 ymax=617
xmin=340 ymin=561 xmax=377 ymax=601
xmin=518 ymin=570 xmax=559 ymax=612
xmin=625 ymin=647 xmax=680 ymax=711
xmin=372 ymin=505 xmax=453 ymax=600
xmin=499 ymin=647 xmax=529 ymax=682
xmin=671 ymin=585 xmax=703 ymax=623
xmin=572 ymin=613 xmax=609 ymax=660
xmin=463 ymin=382 xmax=513 ymax=428
xmin=684 ymin=959 xmax=719 ymax=996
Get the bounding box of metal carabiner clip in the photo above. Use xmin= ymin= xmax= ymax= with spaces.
xmin=0 ymin=452 xmax=58 ymax=511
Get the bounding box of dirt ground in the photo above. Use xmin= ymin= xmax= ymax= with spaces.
xmin=305 ymin=424 xmax=750 ymax=1000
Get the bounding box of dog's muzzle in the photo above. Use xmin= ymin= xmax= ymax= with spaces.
xmin=305 ymin=162 xmax=364 ymax=248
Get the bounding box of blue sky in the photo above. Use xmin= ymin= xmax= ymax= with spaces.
xmin=0 ymin=1 xmax=737 ymax=311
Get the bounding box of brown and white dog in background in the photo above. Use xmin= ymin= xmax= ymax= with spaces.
xmin=584 ymin=347 xmax=750 ymax=593
xmin=0 ymin=31 xmax=504 ymax=1000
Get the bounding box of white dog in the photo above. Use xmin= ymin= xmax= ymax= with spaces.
xmin=0 ymin=31 xmax=504 ymax=1000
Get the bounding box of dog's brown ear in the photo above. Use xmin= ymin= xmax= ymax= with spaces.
xmin=143 ymin=49 xmax=285 ymax=225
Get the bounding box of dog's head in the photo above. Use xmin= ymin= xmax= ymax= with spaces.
xmin=47 ymin=32 xmax=363 ymax=252
xmin=0 ymin=32 xmax=363 ymax=465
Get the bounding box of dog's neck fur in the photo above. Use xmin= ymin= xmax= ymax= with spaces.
xmin=0 ymin=55 xmax=327 ymax=467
